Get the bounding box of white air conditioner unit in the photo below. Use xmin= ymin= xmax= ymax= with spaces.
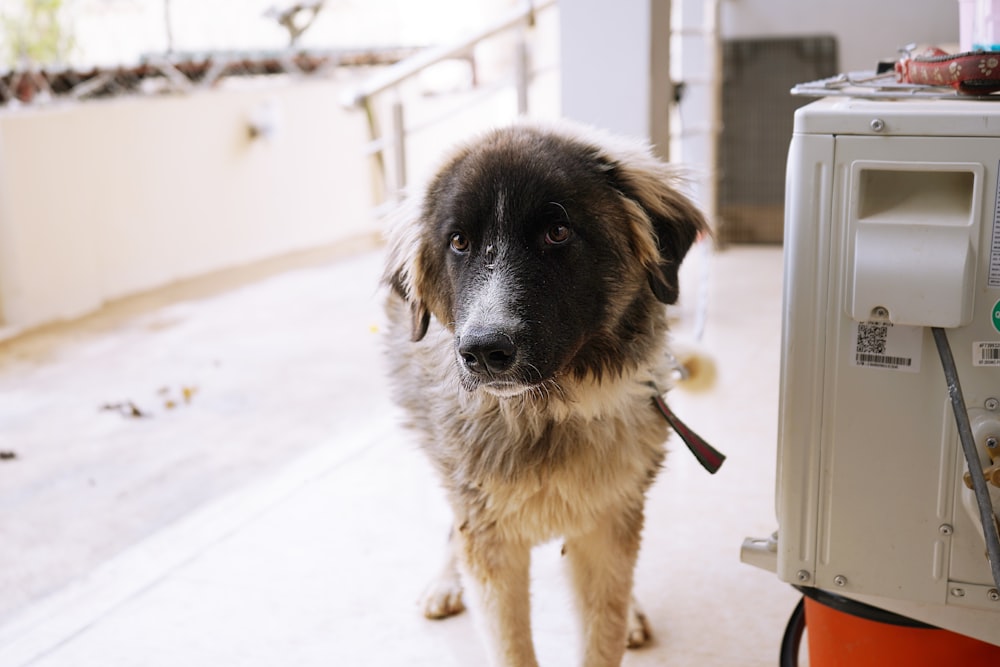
xmin=742 ymin=96 xmax=1000 ymax=647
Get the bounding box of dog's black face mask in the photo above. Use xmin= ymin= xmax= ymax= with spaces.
xmin=405 ymin=127 xmax=705 ymax=396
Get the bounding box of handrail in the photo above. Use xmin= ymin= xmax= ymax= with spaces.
xmin=339 ymin=0 xmax=556 ymax=210
xmin=339 ymin=0 xmax=554 ymax=110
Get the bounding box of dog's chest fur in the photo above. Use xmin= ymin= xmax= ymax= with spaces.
xmin=385 ymin=300 xmax=671 ymax=543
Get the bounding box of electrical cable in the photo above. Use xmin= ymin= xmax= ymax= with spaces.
xmin=932 ymin=326 xmax=1000 ymax=591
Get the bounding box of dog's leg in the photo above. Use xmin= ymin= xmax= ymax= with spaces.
xmin=564 ymin=511 xmax=645 ymax=667
xmin=420 ymin=526 xmax=466 ymax=619
xmin=625 ymin=596 xmax=651 ymax=648
xmin=461 ymin=533 xmax=538 ymax=667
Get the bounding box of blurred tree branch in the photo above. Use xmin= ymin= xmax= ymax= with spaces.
xmin=1 ymin=0 xmax=76 ymax=69
xmin=265 ymin=1 xmax=326 ymax=48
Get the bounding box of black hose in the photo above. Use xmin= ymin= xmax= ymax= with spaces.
xmin=932 ymin=327 xmax=1000 ymax=591
xmin=779 ymin=597 xmax=806 ymax=667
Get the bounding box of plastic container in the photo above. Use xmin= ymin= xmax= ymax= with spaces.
xmin=960 ymin=0 xmax=977 ymax=51
xmin=804 ymin=596 xmax=1000 ymax=666
xmin=973 ymin=0 xmax=1000 ymax=51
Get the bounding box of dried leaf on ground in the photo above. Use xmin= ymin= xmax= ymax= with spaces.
xmin=100 ymin=401 xmax=149 ymax=419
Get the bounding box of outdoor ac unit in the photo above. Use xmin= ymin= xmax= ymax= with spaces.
xmin=742 ymin=96 xmax=1000 ymax=646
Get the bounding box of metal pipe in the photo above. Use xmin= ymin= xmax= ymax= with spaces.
xmin=933 ymin=326 xmax=1000 ymax=591
xmin=391 ymin=98 xmax=407 ymax=197
xmin=514 ymin=31 xmax=529 ymax=116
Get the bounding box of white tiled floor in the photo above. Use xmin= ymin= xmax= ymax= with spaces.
xmin=0 ymin=242 xmax=799 ymax=666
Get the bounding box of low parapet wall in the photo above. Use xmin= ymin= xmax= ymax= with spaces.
xmin=0 ymin=76 xmax=375 ymax=334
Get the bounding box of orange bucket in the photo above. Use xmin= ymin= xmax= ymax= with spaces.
xmin=804 ymin=595 xmax=1000 ymax=666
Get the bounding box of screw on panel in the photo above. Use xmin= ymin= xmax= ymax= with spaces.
xmin=871 ymin=306 xmax=889 ymax=319
xmin=833 ymin=575 xmax=848 ymax=587
xmin=986 ymin=398 xmax=1000 ymax=411
xmin=988 ymin=437 xmax=999 ymax=450
xmin=870 ymin=118 xmax=886 ymax=132
xmin=796 ymin=570 xmax=811 ymax=582
xmin=989 ymin=589 xmax=1000 ymax=602
xmin=939 ymin=524 xmax=953 ymax=536
xmin=951 ymin=587 xmax=966 ymax=598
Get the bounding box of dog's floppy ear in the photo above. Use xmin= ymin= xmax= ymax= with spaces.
xmin=386 ymin=270 xmax=431 ymax=342
xmin=382 ymin=200 xmax=432 ymax=342
xmin=644 ymin=187 xmax=707 ymax=305
xmin=603 ymin=151 xmax=709 ymax=305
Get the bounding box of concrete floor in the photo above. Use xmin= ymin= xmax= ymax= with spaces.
xmin=0 ymin=238 xmax=800 ymax=666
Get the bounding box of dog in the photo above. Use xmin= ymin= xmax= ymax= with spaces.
xmin=382 ymin=121 xmax=707 ymax=667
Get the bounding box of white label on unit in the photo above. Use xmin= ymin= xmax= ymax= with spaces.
xmin=850 ymin=321 xmax=922 ymax=373
xmin=973 ymin=342 xmax=1000 ymax=367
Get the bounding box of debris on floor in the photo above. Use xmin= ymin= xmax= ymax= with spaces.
xmin=158 ymin=385 xmax=199 ymax=410
xmin=100 ymin=385 xmax=200 ymax=418
xmin=99 ymin=401 xmax=149 ymax=419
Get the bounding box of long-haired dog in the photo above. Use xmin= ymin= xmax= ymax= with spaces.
xmin=383 ymin=121 xmax=707 ymax=667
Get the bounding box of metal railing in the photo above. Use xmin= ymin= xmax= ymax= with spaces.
xmin=340 ymin=0 xmax=556 ymax=211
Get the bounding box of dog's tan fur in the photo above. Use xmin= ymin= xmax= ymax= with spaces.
xmin=383 ymin=121 xmax=707 ymax=667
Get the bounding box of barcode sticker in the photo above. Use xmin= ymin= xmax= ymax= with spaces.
xmin=974 ymin=342 xmax=1000 ymax=366
xmin=850 ymin=321 xmax=921 ymax=372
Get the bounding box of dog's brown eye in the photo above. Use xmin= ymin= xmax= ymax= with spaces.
xmin=544 ymin=225 xmax=572 ymax=246
xmin=450 ymin=233 xmax=470 ymax=253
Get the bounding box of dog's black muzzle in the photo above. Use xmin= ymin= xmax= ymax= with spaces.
xmin=457 ymin=327 xmax=517 ymax=376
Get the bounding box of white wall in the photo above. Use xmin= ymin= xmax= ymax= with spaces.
xmin=0 ymin=79 xmax=375 ymax=333
xmin=670 ymin=0 xmax=961 ymax=214
xmin=559 ymin=0 xmax=673 ymax=158
xmin=721 ymin=0 xmax=959 ymax=72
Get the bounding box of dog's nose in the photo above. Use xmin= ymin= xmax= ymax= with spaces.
xmin=458 ymin=329 xmax=516 ymax=375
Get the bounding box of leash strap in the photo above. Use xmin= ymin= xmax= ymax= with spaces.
xmin=650 ymin=391 xmax=726 ymax=474
xmin=896 ymin=47 xmax=1000 ymax=95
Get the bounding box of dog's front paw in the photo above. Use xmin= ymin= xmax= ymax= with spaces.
xmin=420 ymin=577 xmax=465 ymax=619
xmin=625 ymin=600 xmax=651 ymax=648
